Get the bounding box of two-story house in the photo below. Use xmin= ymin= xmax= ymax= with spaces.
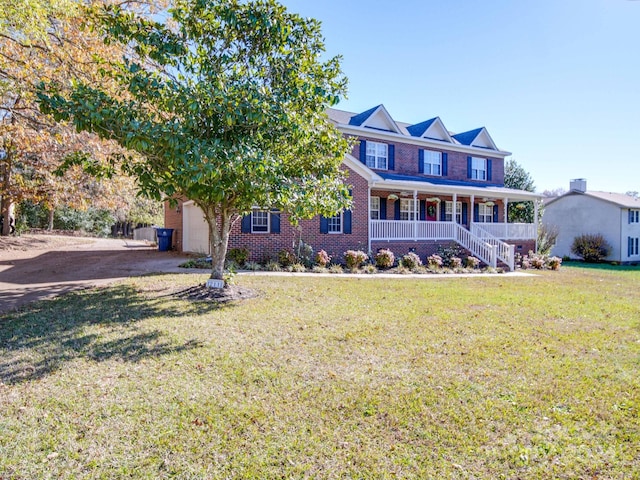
xmin=166 ymin=104 xmax=542 ymax=270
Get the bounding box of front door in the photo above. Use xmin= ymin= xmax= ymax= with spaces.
xmin=426 ymin=201 xmax=438 ymax=221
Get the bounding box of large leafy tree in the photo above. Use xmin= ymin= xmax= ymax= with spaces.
xmin=504 ymin=158 xmax=537 ymax=223
xmin=38 ymin=0 xmax=351 ymax=282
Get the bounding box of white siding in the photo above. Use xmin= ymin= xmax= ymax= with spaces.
xmin=543 ymin=194 xmax=622 ymax=261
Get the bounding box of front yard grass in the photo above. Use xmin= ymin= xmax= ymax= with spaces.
xmin=1 ymin=265 xmax=639 ymax=478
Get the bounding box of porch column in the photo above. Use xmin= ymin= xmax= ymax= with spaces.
xmin=452 ymin=193 xmax=457 ymax=224
xmin=504 ymin=198 xmax=509 ymax=238
xmin=470 ymin=194 xmax=475 ymax=229
xmin=534 ymin=200 xmax=539 ymax=252
xmin=413 ymin=190 xmax=418 ymax=241
xmin=367 ymin=185 xmax=372 ymax=254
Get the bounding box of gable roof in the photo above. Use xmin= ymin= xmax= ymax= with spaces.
xmin=406 ymin=117 xmax=453 ymax=143
xmin=546 ymin=190 xmax=640 ymax=208
xmin=348 ymin=104 xmax=401 ymax=133
xmin=452 ymin=127 xmax=498 ymax=150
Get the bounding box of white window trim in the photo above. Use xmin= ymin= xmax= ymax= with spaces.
xmin=630 ymin=237 xmax=639 ymax=256
xmin=328 ymin=212 xmax=343 ymax=234
xmin=251 ymin=209 xmax=270 ymax=233
xmin=370 ymin=196 xmax=380 ymax=220
xmin=366 ymin=141 xmax=388 ymax=170
xmin=630 ymin=210 xmax=640 ymax=224
xmin=423 ymin=150 xmax=442 ymax=176
xmin=400 ymin=198 xmax=416 ymax=221
xmin=478 ymin=203 xmax=494 ymax=223
xmin=471 ymin=157 xmax=487 ymax=181
xmin=445 ymin=201 xmax=462 ymax=223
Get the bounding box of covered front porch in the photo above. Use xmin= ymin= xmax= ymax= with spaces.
xmin=365 ymin=182 xmax=542 ymax=270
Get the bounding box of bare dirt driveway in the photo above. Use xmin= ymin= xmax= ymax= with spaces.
xmin=0 ymin=235 xmax=188 ymax=313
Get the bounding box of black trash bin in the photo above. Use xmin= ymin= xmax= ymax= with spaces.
xmin=156 ymin=228 xmax=174 ymax=252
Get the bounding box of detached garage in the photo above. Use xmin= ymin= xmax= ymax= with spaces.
xmin=182 ymin=202 xmax=210 ymax=254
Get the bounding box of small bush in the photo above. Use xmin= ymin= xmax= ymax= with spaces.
xmin=464 ymin=256 xmax=480 ymax=269
xmin=227 ymin=247 xmax=249 ymax=266
xmin=448 ymin=256 xmax=462 ymax=268
xmin=547 ymin=256 xmax=562 ymax=270
xmin=538 ymin=224 xmax=559 ymax=256
xmin=328 ymin=263 xmax=344 ymax=274
xmin=295 ymin=240 xmax=315 ymax=267
xmin=278 ymin=249 xmax=297 ymax=267
xmin=362 ymin=264 xmax=377 ymax=274
xmin=399 ymin=252 xmax=422 ymax=270
xmin=244 ymin=261 xmax=262 ymax=271
xmin=395 ymin=265 xmax=412 ymax=274
xmin=529 ymin=252 xmax=546 ymax=269
xmin=438 ymin=243 xmax=465 ymax=265
xmin=312 ymin=265 xmax=328 ymax=274
xmin=264 ymin=260 xmax=282 ymax=272
xmin=344 ymin=250 xmax=368 ymax=270
xmin=291 ymin=263 xmax=306 ymax=272
xmin=427 ymin=254 xmax=443 ymax=269
xmin=315 ymin=249 xmax=331 ymax=267
xmin=374 ymin=249 xmax=395 ymax=269
xmin=571 ymin=234 xmax=611 ymax=262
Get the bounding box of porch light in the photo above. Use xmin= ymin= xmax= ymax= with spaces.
xmin=387 ymin=194 xmax=399 ymax=201
xmin=485 ymin=201 xmax=495 ymax=207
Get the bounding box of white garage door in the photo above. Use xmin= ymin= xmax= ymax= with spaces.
xmin=183 ymin=203 xmax=210 ymax=254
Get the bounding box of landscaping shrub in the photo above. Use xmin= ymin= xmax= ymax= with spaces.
xmin=328 ymin=263 xmax=344 ymax=274
xmin=295 ymin=240 xmax=315 ymax=267
xmin=344 ymin=250 xmax=368 ymax=270
xmin=438 ymin=243 xmax=465 ymax=267
xmin=464 ymin=256 xmax=480 ymax=269
xmin=278 ymin=249 xmax=297 ymax=267
xmin=227 ymin=247 xmax=249 ymax=266
xmin=291 ymin=263 xmax=306 ymax=272
xmin=547 ymin=256 xmax=562 ymax=270
xmin=400 ymin=252 xmax=422 ymax=270
xmin=529 ymin=252 xmax=546 ymax=269
xmin=374 ymin=249 xmax=395 ymax=269
xmin=427 ymin=254 xmax=443 ymax=269
xmin=362 ymin=264 xmax=377 ymax=274
xmin=448 ymin=256 xmax=462 ymax=268
xmin=571 ymin=234 xmax=611 ymax=262
xmin=264 ymin=260 xmax=282 ymax=272
xmin=538 ymin=223 xmax=559 ymax=255
xmin=244 ymin=261 xmax=262 ymax=271
xmin=315 ymin=249 xmax=331 ymax=267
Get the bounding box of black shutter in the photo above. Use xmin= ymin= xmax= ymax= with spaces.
xmin=388 ymin=145 xmax=395 ymax=170
xmin=343 ymin=210 xmax=352 ymax=234
xmin=493 ymin=204 xmax=499 ymax=223
xmin=394 ymin=199 xmax=401 ymax=220
xmin=487 ymin=159 xmax=493 ymax=181
xmin=241 ymin=214 xmax=251 ymax=233
xmin=418 ymin=150 xmax=424 ymax=174
xmin=270 ymin=211 xmax=280 ymax=234
xmin=320 ymin=216 xmax=328 ymax=234
xmin=442 ymin=153 xmax=448 ymax=176
xmin=359 ymin=140 xmax=367 ymax=165
xmin=419 ymin=200 xmax=426 ymax=221
xmin=467 ymin=156 xmax=472 ymax=178
xmin=462 ymin=203 xmax=468 ymax=225
xmin=440 ymin=202 xmax=446 ymax=221
xmin=474 ymin=204 xmax=479 ymax=223
xmin=380 ymin=198 xmax=387 ymax=220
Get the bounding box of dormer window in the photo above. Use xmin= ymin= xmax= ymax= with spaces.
xmin=366 ymin=141 xmax=388 ymax=170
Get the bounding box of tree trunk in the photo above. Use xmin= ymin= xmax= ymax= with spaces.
xmin=48 ymin=208 xmax=55 ymax=231
xmin=201 ymin=202 xmax=236 ymax=284
xmin=1 ymin=153 xmax=12 ymax=236
xmin=0 ymin=198 xmax=12 ymax=236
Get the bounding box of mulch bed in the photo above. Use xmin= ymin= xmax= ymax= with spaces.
xmin=171 ymin=284 xmax=259 ymax=304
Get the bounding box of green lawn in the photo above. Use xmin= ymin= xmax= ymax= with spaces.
xmin=1 ymin=266 xmax=639 ymax=479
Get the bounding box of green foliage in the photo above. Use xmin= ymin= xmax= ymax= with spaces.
xmin=52 ymin=206 xmax=114 ymax=236
xmin=343 ymin=250 xmax=368 ymax=270
xmin=504 ymin=159 xmax=537 ymax=223
xmin=427 ymin=254 xmax=443 ymax=269
xmin=314 ymin=249 xmax=331 ymax=267
xmin=537 ymin=223 xmax=559 ymax=255
xmin=277 ymin=249 xmax=296 ymax=267
xmin=374 ymin=248 xmax=395 ymax=269
xmin=227 ymin=247 xmax=249 ymax=267
xmin=571 ymin=234 xmax=611 ymax=262
xmin=399 ymin=252 xmax=422 ymax=270
xmin=37 ymin=0 xmax=352 ymax=279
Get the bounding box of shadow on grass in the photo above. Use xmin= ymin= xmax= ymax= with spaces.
xmin=563 ymin=261 xmax=640 ymax=272
xmin=0 ymin=283 xmax=227 ymax=385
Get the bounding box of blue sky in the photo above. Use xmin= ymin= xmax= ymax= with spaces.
xmin=280 ymin=0 xmax=639 ymax=194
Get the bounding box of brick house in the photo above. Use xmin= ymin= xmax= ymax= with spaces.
xmin=165 ymin=104 xmax=542 ymax=270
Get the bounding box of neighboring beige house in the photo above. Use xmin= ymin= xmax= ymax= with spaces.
xmin=544 ymin=179 xmax=640 ymax=263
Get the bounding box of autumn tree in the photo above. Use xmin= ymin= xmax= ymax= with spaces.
xmin=38 ymin=0 xmax=352 ymax=283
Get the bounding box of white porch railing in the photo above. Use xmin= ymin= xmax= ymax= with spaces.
xmin=473 ymin=223 xmax=536 ymax=240
xmin=370 ymin=220 xmax=455 ymax=241
xmin=454 ymin=224 xmax=497 ymax=268
xmin=471 ymin=224 xmax=515 ymax=271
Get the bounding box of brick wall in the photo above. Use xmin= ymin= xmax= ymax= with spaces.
xmin=351 ymin=135 xmax=504 ymax=185
xmin=164 ymin=199 xmax=185 ymax=251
